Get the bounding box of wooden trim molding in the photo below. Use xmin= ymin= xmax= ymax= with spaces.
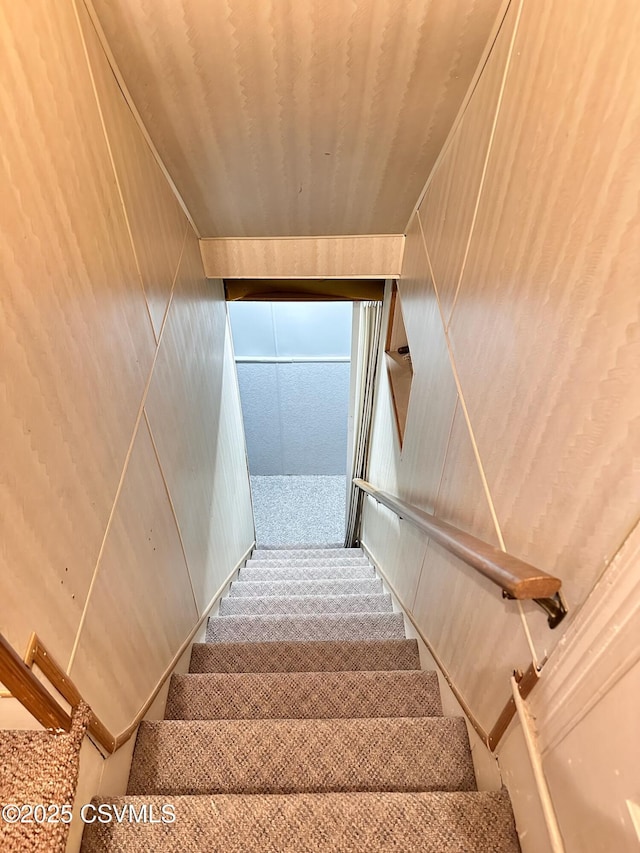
xmin=0 ymin=542 xmax=254 ymax=753
xmin=355 ymin=479 xmax=562 ymax=600
xmin=510 ymin=675 xmax=565 ymax=853
xmin=0 ymin=634 xmax=72 ymax=732
xmin=487 ymin=663 xmax=539 ymax=750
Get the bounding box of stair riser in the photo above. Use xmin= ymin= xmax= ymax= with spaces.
xmin=218 ymin=594 xmax=393 ymax=617
xmin=189 ymin=640 xmax=422 ymax=673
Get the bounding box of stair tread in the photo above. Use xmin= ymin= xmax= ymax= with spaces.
xmin=166 ymin=670 xmax=442 ymax=720
xmin=206 ymin=612 xmax=405 ymax=643
xmin=252 ymin=547 xmax=364 ymax=559
xmin=247 ymin=557 xmax=370 ymax=568
xmin=81 ymin=791 xmax=520 ymax=852
xmin=189 ymin=639 xmax=421 ymax=673
xmin=239 ymin=565 xmax=376 ymax=582
xmin=127 ymin=717 xmax=476 ymax=796
xmin=229 ymin=578 xmax=383 ymax=597
xmin=219 ymin=593 xmax=393 ymax=616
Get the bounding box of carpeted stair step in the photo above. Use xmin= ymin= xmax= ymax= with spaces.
xmin=239 ymin=564 xmax=376 ymax=582
xmin=206 ymin=612 xmax=405 ymax=643
xmin=247 ymin=556 xmax=370 ymax=568
xmin=219 ymin=593 xmax=393 ymax=617
xmin=165 ymin=670 xmax=442 ymax=720
xmin=127 ymin=717 xmax=476 ymax=795
xmin=189 ymin=639 xmax=421 ymax=673
xmin=252 ymin=547 xmax=364 ymax=560
xmin=255 ymin=542 xmax=345 ymax=550
xmin=228 ymin=577 xmax=383 ymax=597
xmin=1 ymin=705 xmax=90 ymax=853
xmin=81 ymin=790 xmax=521 ymax=852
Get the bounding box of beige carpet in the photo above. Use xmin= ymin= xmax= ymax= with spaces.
xmin=127 ymin=716 xmax=476 ymax=796
xmin=228 ymin=577 xmax=384 ymax=597
xmin=239 ymin=564 xmax=376 ymax=581
xmin=189 ymin=639 xmax=422 ymax=673
xmin=165 ymin=670 xmax=443 ymax=719
xmin=206 ymin=612 xmax=406 ymax=642
xmin=218 ymin=592 xmax=393 ymax=616
xmin=0 ymin=702 xmax=90 ymax=853
xmin=247 ymin=556 xmax=369 ymax=568
xmin=82 ymin=791 xmax=521 ymax=852
xmin=80 ymin=547 xmax=521 ymax=851
xmin=253 ymin=548 xmax=362 ymax=559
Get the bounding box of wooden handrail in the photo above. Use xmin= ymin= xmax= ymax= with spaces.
xmin=0 ymin=633 xmax=72 ymax=732
xmin=354 ymin=478 xmax=563 ymax=602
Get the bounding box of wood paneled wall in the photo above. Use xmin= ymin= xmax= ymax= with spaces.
xmin=0 ymin=0 xmax=254 ymax=736
xmin=362 ymin=0 xmax=640 ymax=848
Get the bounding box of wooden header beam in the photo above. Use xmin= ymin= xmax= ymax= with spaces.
xmin=200 ymin=235 xmax=404 ymax=279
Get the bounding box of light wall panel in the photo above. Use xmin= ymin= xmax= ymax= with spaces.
xmin=361 ymin=0 xmax=640 ymax=847
xmin=412 ymin=403 xmax=532 ymax=728
xmin=68 ymin=418 xmax=197 ymax=734
xmin=418 ymin=0 xmax=520 ymax=324
xmin=202 ymin=324 xmax=256 ymax=602
xmin=397 ymin=215 xmax=459 ymax=512
xmin=1 ymin=0 xmax=253 ymax=761
xmin=363 ymin=0 xmax=640 ymax=721
xmin=542 ymin=662 xmax=640 ymax=853
xmin=448 ymin=0 xmax=640 ymax=641
xmin=78 ymin=3 xmax=188 ymax=338
xmin=0 ymin=0 xmax=155 ymax=662
xmin=145 ymin=227 xmax=253 ymax=612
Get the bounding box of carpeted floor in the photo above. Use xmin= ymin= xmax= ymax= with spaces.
xmin=0 ymin=702 xmax=90 ymax=853
xmin=81 ymin=548 xmax=521 ymax=852
xmin=250 ymin=475 xmax=347 ymax=546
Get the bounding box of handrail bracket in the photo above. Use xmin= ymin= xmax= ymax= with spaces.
xmin=503 ymin=590 xmax=568 ymax=629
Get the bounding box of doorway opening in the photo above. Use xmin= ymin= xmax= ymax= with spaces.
xmin=228 ymin=301 xmax=352 ymax=546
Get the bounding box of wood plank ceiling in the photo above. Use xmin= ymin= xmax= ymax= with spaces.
xmin=89 ymin=0 xmax=504 ymax=238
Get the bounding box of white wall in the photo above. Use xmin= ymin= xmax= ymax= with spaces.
xmin=229 ymin=302 xmax=352 ymax=475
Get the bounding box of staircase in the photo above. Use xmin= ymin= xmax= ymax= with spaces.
xmin=82 ymin=547 xmax=520 ymax=851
